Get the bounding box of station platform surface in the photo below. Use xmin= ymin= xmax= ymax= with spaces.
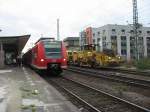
xmin=0 ymin=66 xmax=80 ymax=112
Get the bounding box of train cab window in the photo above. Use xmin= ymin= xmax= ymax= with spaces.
xmin=43 ymin=41 xmax=62 ymax=58
xmin=103 ymin=49 xmax=115 ymax=57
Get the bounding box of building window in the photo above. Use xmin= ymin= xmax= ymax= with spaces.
xmin=121 ymin=49 xmax=127 ymax=55
xmin=97 ymin=38 xmax=101 ymax=42
xmin=69 ymin=41 xmax=74 ymax=46
xmin=147 ymin=31 xmax=150 ymax=34
xmin=131 ymin=55 xmax=136 ymax=59
xmin=147 ymin=37 xmax=150 ymax=50
xmin=103 ymin=30 xmax=105 ymax=34
xmin=97 ymin=32 xmax=100 ymax=35
xmin=147 ymin=43 xmax=150 ymax=46
xmin=103 ymin=36 xmax=106 ymax=40
xmin=139 ymin=30 xmax=142 ymax=33
xmin=138 ymin=37 xmax=143 ymax=41
xmin=130 ymin=49 xmax=134 ymax=54
xmin=130 ymin=37 xmax=135 ymax=41
xmin=147 ymin=49 xmax=150 ymax=54
xmin=93 ymin=39 xmax=95 ymax=43
xmin=130 ymin=42 xmax=134 ymax=47
xmin=121 ymin=29 xmax=125 ymax=32
xmin=147 ymin=37 xmax=150 ymax=41
xmin=121 ymin=29 xmax=125 ymax=34
xmin=103 ymin=42 xmax=107 ymax=46
xmin=130 ymin=30 xmax=134 ymax=33
xmin=111 ymin=36 xmax=117 ymax=40
xmin=121 ymin=42 xmax=126 ymax=46
xmin=112 ymin=29 xmax=116 ymax=34
xmin=112 ymin=29 xmax=116 ymax=32
xmin=121 ymin=36 xmax=126 ymax=40
xmin=139 ymin=53 xmax=144 ymax=58
xmin=93 ymin=33 xmax=95 ymax=37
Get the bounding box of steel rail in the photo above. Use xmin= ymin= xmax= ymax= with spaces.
xmin=49 ymin=78 xmax=102 ymax=112
xmin=61 ymin=76 xmax=150 ymax=112
xmin=68 ymin=67 xmax=150 ymax=89
xmin=98 ymin=67 xmax=150 ymax=77
xmin=69 ymin=65 xmax=150 ymax=77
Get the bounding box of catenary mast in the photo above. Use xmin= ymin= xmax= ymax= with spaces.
xmin=57 ymin=19 xmax=60 ymax=40
xmin=133 ymin=0 xmax=139 ymax=60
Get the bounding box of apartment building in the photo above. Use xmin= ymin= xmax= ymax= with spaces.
xmin=79 ymin=27 xmax=97 ymax=50
xmin=63 ymin=37 xmax=80 ymax=51
xmin=79 ymin=24 xmax=150 ymax=61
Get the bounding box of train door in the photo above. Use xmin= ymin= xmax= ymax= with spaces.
xmin=32 ymin=46 xmax=38 ymax=66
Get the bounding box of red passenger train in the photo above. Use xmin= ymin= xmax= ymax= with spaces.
xmin=23 ymin=38 xmax=67 ymax=75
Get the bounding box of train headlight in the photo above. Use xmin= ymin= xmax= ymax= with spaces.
xmin=108 ymin=57 xmax=112 ymax=60
xmin=63 ymin=58 xmax=66 ymax=61
xmin=40 ymin=59 xmax=44 ymax=62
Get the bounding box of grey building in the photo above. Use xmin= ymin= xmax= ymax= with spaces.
xmin=63 ymin=37 xmax=80 ymax=51
xmin=80 ymin=24 xmax=150 ymax=61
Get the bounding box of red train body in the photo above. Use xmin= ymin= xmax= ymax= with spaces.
xmin=23 ymin=38 xmax=67 ymax=74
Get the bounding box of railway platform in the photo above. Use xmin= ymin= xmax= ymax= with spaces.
xmin=0 ymin=66 xmax=80 ymax=112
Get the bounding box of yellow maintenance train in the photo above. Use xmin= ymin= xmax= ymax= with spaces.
xmin=67 ymin=44 xmax=123 ymax=67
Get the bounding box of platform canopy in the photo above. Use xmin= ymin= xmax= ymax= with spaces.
xmin=0 ymin=35 xmax=30 ymax=65
xmin=0 ymin=35 xmax=30 ymax=54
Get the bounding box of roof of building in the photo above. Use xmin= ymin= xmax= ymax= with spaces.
xmin=80 ymin=24 xmax=150 ymax=31
xmin=63 ymin=37 xmax=79 ymax=41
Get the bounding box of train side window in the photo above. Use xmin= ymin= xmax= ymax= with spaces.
xmin=32 ymin=51 xmax=34 ymax=59
xmin=34 ymin=53 xmax=37 ymax=58
xmin=32 ymin=50 xmax=37 ymax=59
xmin=34 ymin=46 xmax=38 ymax=59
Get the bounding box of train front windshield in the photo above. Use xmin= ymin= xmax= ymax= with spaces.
xmin=103 ymin=49 xmax=115 ymax=57
xmin=44 ymin=41 xmax=62 ymax=59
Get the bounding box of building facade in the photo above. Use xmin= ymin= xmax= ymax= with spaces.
xmin=80 ymin=24 xmax=150 ymax=61
xmin=63 ymin=37 xmax=80 ymax=51
xmin=79 ymin=27 xmax=97 ymax=50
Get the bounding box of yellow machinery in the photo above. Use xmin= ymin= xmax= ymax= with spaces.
xmin=102 ymin=51 xmax=119 ymax=66
xmin=67 ymin=50 xmax=79 ymax=64
xmin=67 ymin=50 xmax=73 ymax=63
xmin=72 ymin=51 xmax=78 ymax=64
xmin=71 ymin=44 xmax=122 ymax=67
xmin=72 ymin=44 xmax=98 ymax=67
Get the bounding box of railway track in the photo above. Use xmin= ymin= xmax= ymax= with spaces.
xmin=100 ymin=67 xmax=150 ymax=77
xmin=69 ymin=64 xmax=150 ymax=77
xmin=68 ymin=66 xmax=150 ymax=89
xmin=45 ymin=76 xmax=150 ymax=112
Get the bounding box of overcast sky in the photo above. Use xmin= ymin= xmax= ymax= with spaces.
xmin=0 ymin=0 xmax=150 ymax=51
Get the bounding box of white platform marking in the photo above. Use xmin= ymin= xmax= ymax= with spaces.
xmin=0 ymin=86 xmax=8 ymax=112
xmin=22 ymin=99 xmax=44 ymax=106
xmin=0 ymin=70 xmax=12 ymax=74
xmin=22 ymin=67 xmax=35 ymax=86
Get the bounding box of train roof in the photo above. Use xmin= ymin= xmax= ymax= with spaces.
xmin=35 ymin=37 xmax=55 ymax=44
